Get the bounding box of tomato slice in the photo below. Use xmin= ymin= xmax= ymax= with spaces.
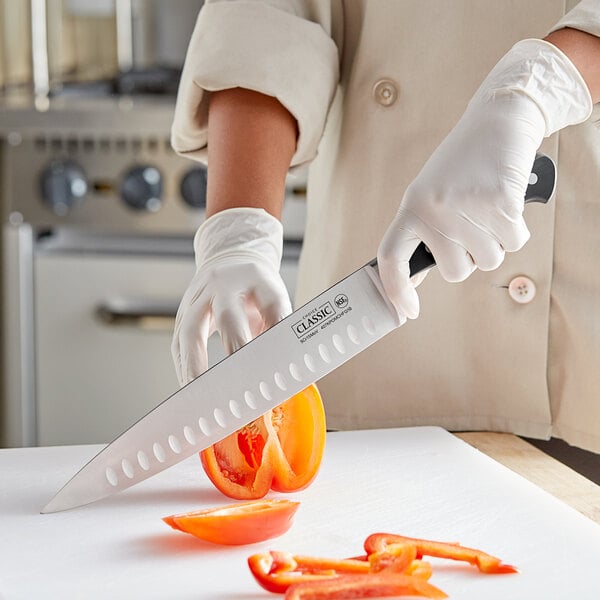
xmin=200 ymin=384 xmax=326 ymax=499
xmin=162 ymin=499 xmax=300 ymax=545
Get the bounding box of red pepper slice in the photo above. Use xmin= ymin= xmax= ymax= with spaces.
xmin=162 ymin=498 xmax=299 ymax=545
xmin=248 ymin=551 xmax=371 ymax=594
xmin=248 ymin=545 xmax=438 ymax=594
xmin=368 ymin=542 xmax=418 ymax=574
xmin=201 ymin=384 xmax=326 ymax=499
xmin=364 ymin=533 xmax=518 ymax=574
xmin=284 ymin=573 xmax=448 ymax=599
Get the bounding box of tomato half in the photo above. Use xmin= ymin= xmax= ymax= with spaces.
xmin=200 ymin=384 xmax=326 ymax=499
xmin=162 ymin=498 xmax=299 ymax=545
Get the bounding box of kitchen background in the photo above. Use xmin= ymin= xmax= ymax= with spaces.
xmin=1 ymin=0 xmax=598 ymax=488
xmin=0 ymin=0 xmax=308 ymax=448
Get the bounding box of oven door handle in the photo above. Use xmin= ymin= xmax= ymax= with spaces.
xmin=96 ymin=300 xmax=179 ymax=331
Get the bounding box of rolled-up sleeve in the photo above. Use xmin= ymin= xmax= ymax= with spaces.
xmin=549 ymin=0 xmax=600 ymax=37
xmin=171 ymin=0 xmax=340 ymax=168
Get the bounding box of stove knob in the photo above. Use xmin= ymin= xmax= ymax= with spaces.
xmin=180 ymin=165 xmax=207 ymax=209
xmin=40 ymin=159 xmax=88 ymax=216
xmin=120 ymin=166 xmax=162 ymax=212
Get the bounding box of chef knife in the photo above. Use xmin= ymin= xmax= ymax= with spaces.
xmin=42 ymin=153 xmax=555 ymax=513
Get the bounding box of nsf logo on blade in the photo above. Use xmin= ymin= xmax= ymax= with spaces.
xmin=334 ymin=294 xmax=348 ymax=309
xmin=292 ymin=294 xmax=353 ymax=343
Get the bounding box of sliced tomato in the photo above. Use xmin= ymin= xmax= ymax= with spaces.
xmin=162 ymin=498 xmax=300 ymax=545
xmin=200 ymin=384 xmax=326 ymax=499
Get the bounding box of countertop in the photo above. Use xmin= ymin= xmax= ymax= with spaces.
xmin=2 ymin=427 xmax=600 ymax=599
xmin=456 ymin=432 xmax=600 ymax=524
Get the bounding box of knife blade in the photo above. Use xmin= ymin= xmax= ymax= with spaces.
xmin=42 ymin=153 xmax=555 ymax=513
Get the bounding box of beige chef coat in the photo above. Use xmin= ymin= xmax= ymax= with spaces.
xmin=172 ymin=0 xmax=600 ymax=453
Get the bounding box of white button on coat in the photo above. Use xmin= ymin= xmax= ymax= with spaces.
xmin=373 ymin=79 xmax=399 ymax=106
xmin=508 ymin=276 xmax=536 ymax=304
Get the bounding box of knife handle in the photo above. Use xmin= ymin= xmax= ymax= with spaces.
xmin=370 ymin=153 xmax=556 ymax=277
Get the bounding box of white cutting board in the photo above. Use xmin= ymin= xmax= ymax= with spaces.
xmin=1 ymin=426 xmax=600 ymax=599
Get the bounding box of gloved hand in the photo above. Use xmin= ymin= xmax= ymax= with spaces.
xmin=172 ymin=207 xmax=292 ymax=386
xmin=377 ymin=39 xmax=592 ymax=320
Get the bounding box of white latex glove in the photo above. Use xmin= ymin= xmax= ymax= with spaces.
xmin=172 ymin=207 xmax=292 ymax=386
xmin=377 ymin=39 xmax=592 ymax=320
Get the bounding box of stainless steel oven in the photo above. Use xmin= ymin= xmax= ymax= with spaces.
xmin=0 ymin=98 xmax=307 ymax=447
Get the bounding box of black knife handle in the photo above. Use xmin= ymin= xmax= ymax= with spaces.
xmin=369 ymin=153 xmax=556 ymax=276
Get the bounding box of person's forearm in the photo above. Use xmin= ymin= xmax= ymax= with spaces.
xmin=545 ymin=27 xmax=600 ymax=102
xmin=206 ymin=88 xmax=298 ymax=219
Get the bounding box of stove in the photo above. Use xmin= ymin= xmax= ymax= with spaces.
xmin=1 ymin=95 xmax=307 ymax=238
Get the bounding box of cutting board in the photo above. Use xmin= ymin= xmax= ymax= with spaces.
xmin=1 ymin=426 xmax=600 ymax=599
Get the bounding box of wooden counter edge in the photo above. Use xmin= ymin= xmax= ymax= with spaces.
xmin=454 ymin=432 xmax=600 ymax=525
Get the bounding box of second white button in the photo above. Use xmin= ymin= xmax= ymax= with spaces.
xmin=508 ymin=276 xmax=536 ymax=304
